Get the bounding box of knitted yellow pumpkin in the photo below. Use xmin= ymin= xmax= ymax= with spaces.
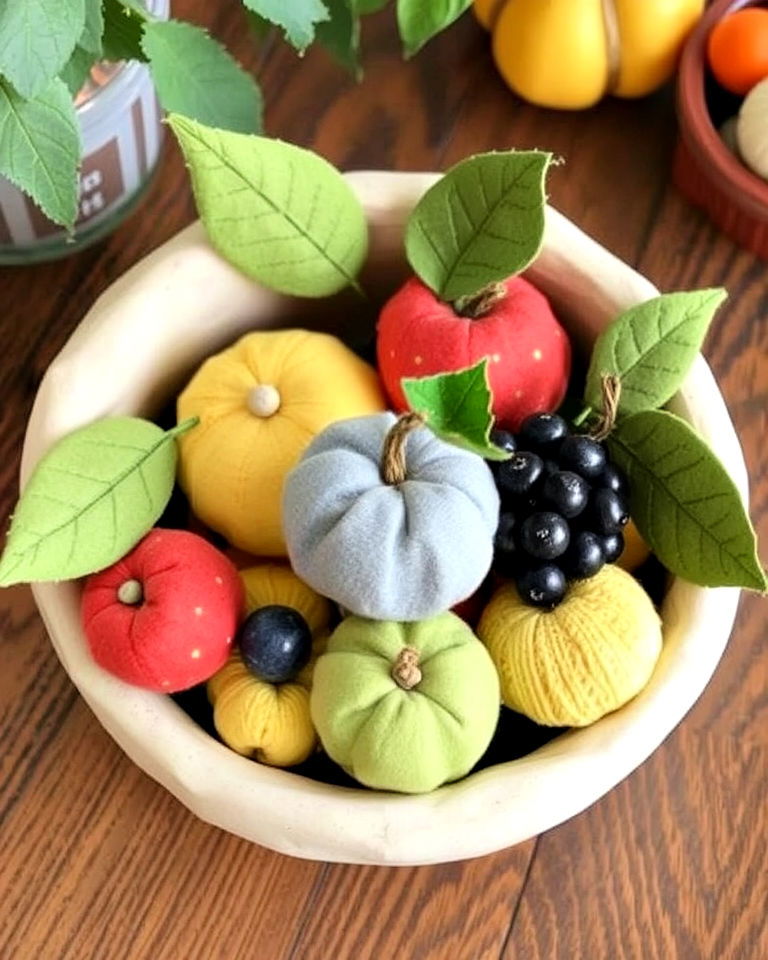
xmin=477 ymin=565 xmax=662 ymax=727
xmin=207 ymin=564 xmax=332 ymax=766
xmin=474 ymin=0 xmax=704 ymax=110
xmin=177 ymin=330 xmax=385 ymax=557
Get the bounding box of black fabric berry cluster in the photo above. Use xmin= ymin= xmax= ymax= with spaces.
xmin=491 ymin=413 xmax=630 ymax=608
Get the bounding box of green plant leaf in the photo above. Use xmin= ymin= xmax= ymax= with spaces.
xmin=142 ymin=21 xmax=262 ymax=134
xmin=352 ymin=0 xmax=390 ymax=13
xmin=169 ymin=113 xmax=368 ymax=296
xmin=397 ymin=0 xmax=472 ymax=57
xmin=81 ymin=0 xmax=105 ymax=53
xmin=102 ymin=0 xmax=147 ymax=62
xmin=60 ymin=0 xmax=104 ymax=96
xmin=0 ymin=417 xmax=196 ymax=587
xmin=241 ymin=0 xmax=330 ymax=52
xmin=401 ymin=359 xmax=510 ymax=461
xmin=0 ymin=0 xmax=85 ymax=98
xmin=316 ymin=0 xmax=361 ymax=77
xmin=0 ymin=77 xmax=81 ymax=229
xmin=405 ymin=150 xmax=552 ymax=302
xmin=607 ymin=409 xmax=767 ymax=591
xmin=585 ymin=290 xmax=728 ymax=417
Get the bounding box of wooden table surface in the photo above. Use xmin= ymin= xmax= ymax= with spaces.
xmin=1 ymin=4 xmax=766 ymax=959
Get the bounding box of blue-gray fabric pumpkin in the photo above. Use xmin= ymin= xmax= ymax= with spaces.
xmin=282 ymin=412 xmax=500 ymax=621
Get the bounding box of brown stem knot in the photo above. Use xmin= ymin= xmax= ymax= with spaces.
xmin=391 ymin=647 xmax=422 ymax=690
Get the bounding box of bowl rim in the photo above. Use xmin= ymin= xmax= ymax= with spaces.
xmin=676 ymin=0 xmax=768 ymax=217
xmin=22 ymin=171 xmax=746 ymax=865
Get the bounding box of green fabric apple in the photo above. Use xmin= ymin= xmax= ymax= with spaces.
xmin=310 ymin=612 xmax=501 ymax=793
xmin=282 ymin=411 xmax=500 ymax=621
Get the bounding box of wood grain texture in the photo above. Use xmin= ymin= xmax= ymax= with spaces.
xmin=0 ymin=3 xmax=766 ymax=959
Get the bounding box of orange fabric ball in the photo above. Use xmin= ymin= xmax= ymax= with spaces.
xmin=708 ymin=9 xmax=768 ymax=96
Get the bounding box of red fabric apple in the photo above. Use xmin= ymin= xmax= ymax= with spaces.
xmin=377 ymin=275 xmax=571 ymax=431
xmin=82 ymin=529 xmax=243 ymax=692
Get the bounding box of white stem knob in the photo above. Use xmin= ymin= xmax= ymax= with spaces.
xmin=247 ymin=384 xmax=281 ymax=418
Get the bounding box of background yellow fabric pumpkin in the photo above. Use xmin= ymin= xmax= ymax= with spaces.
xmin=477 ymin=564 xmax=662 ymax=727
xmin=475 ymin=0 xmax=704 ymax=110
xmin=207 ymin=564 xmax=332 ymax=766
xmin=177 ymin=330 xmax=385 ymax=557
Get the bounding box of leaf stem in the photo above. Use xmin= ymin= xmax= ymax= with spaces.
xmin=572 ymin=405 xmax=593 ymax=428
xmin=168 ymin=417 xmax=199 ymax=438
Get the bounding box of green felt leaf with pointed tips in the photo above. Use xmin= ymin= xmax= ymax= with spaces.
xmin=0 ymin=418 xmax=196 ymax=586
xmin=402 ymin=359 xmax=510 ymax=461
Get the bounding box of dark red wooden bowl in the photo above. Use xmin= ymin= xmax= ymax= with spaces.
xmin=674 ymin=0 xmax=768 ymax=258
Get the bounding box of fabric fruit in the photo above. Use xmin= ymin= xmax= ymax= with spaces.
xmin=207 ymin=564 xmax=332 ymax=766
xmin=477 ymin=564 xmax=662 ymax=726
xmin=310 ymin=613 xmax=500 ymax=793
xmin=708 ymin=9 xmax=768 ymax=97
xmin=81 ymin=529 xmax=243 ymax=692
xmin=283 ymin=412 xmax=500 ymax=621
xmin=737 ymin=78 xmax=768 ymax=182
xmin=177 ymin=330 xmax=385 ymax=557
xmin=377 ymin=275 xmax=570 ymax=432
xmin=475 ymin=0 xmax=704 ymax=110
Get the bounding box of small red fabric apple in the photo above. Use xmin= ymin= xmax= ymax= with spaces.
xmin=82 ymin=529 xmax=243 ymax=692
xmin=377 ymin=275 xmax=571 ymax=431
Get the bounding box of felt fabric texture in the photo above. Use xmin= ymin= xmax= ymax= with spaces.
xmin=81 ymin=529 xmax=243 ymax=692
xmin=206 ymin=563 xmax=331 ymax=765
xmin=477 ymin=564 xmax=662 ymax=727
xmin=283 ymin=412 xmax=500 ymax=621
xmin=737 ymin=78 xmax=768 ymax=181
xmin=310 ymin=612 xmax=501 ymax=793
xmin=377 ymin=276 xmax=571 ymax=432
xmin=177 ymin=329 xmax=385 ymax=557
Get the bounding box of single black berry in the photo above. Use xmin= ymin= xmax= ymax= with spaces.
xmin=238 ymin=605 xmax=312 ymax=684
xmin=602 ymin=532 xmax=625 ymax=563
xmin=542 ymin=470 xmax=589 ymax=519
xmin=490 ymin=428 xmax=517 ymax=456
xmin=561 ymin=530 xmax=605 ymax=579
xmin=494 ymin=512 xmax=517 ymax=554
xmin=589 ymin=488 xmax=630 ymax=535
xmin=598 ymin=462 xmax=629 ymax=497
xmin=519 ymin=412 xmax=569 ymax=453
xmin=516 ymin=565 xmax=567 ymax=608
xmin=518 ymin=511 xmax=570 ymax=560
xmin=497 ymin=451 xmax=544 ymax=499
xmin=558 ymin=435 xmax=607 ymax=478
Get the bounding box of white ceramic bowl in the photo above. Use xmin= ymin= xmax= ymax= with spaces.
xmin=22 ymin=172 xmax=747 ymax=866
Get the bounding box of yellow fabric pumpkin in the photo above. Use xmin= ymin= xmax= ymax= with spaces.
xmin=477 ymin=565 xmax=662 ymax=727
xmin=475 ymin=0 xmax=704 ymax=110
xmin=207 ymin=564 xmax=332 ymax=766
xmin=177 ymin=330 xmax=385 ymax=557
xmin=616 ymin=519 xmax=651 ymax=574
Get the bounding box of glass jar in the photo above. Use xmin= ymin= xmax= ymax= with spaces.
xmin=0 ymin=0 xmax=170 ymax=264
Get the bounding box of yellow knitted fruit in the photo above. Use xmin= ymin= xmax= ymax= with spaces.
xmin=177 ymin=330 xmax=385 ymax=557
xmin=480 ymin=0 xmax=704 ymax=110
xmin=616 ymin=519 xmax=651 ymax=574
xmin=477 ymin=565 xmax=662 ymax=727
xmin=207 ymin=564 xmax=332 ymax=766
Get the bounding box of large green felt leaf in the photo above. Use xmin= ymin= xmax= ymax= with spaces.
xmin=241 ymin=0 xmax=330 ymax=52
xmin=402 ymin=359 xmax=510 ymax=461
xmin=169 ymin=114 xmax=368 ymax=296
xmin=0 ymin=418 xmax=195 ymax=586
xmin=608 ymin=409 xmax=767 ymax=591
xmin=0 ymin=78 xmax=81 ymax=229
xmin=405 ymin=150 xmax=552 ymax=301
xmin=316 ymin=0 xmax=361 ymax=77
xmin=142 ymin=21 xmax=263 ymax=134
xmin=102 ymin=0 xmax=147 ymax=62
xmin=397 ymin=0 xmax=472 ymax=57
xmin=586 ymin=290 xmax=728 ymax=417
xmin=0 ymin=0 xmax=85 ymax=98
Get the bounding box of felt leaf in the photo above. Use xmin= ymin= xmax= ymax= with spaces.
xmin=402 ymin=359 xmax=510 ymax=461
xmin=607 ymin=409 xmax=767 ymax=592
xmin=241 ymin=0 xmax=330 ymax=53
xmin=397 ymin=0 xmax=472 ymax=57
xmin=405 ymin=150 xmax=552 ymax=302
xmin=169 ymin=113 xmax=368 ymax=296
xmin=102 ymin=0 xmax=147 ymax=63
xmin=0 ymin=0 xmax=85 ymax=98
xmin=0 ymin=77 xmax=81 ymax=229
xmin=316 ymin=0 xmax=362 ymax=77
xmin=142 ymin=21 xmax=263 ymax=134
xmin=586 ymin=290 xmax=728 ymax=417
xmin=0 ymin=417 xmax=197 ymax=587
